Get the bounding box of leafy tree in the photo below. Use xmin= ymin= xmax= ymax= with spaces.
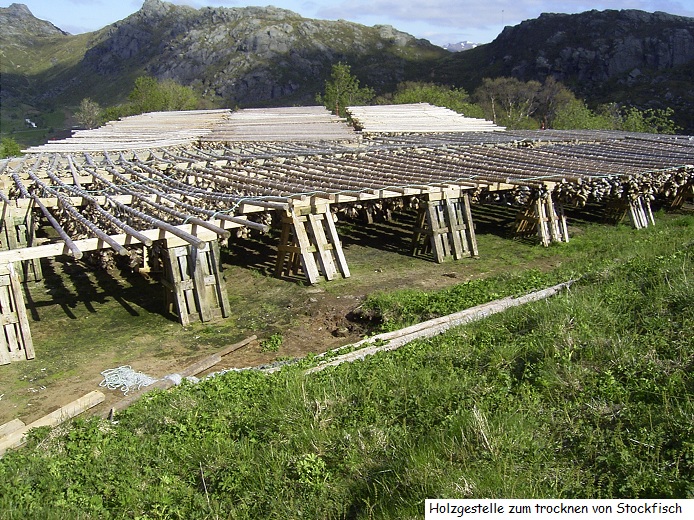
xmin=552 ymin=98 xmax=613 ymax=130
xmin=535 ymin=77 xmax=577 ymax=129
xmin=620 ymin=106 xmax=679 ymax=134
xmin=129 ymin=76 xmax=199 ymax=114
xmin=0 ymin=137 xmax=21 ymax=158
xmin=473 ymin=77 xmax=543 ymax=128
xmin=316 ymin=62 xmax=374 ymax=117
xmin=382 ymin=82 xmax=485 ymax=118
xmin=75 ymin=98 xmax=102 ymax=129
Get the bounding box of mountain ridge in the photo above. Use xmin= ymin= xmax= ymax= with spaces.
xmin=1 ymin=0 xmax=445 ymax=110
xmin=2 ymin=2 xmax=694 ymax=140
xmin=433 ymin=9 xmax=694 ymax=129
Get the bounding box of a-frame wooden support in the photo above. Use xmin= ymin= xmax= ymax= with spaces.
xmin=412 ymin=192 xmax=478 ymax=263
xmin=604 ymin=195 xmax=655 ymax=230
xmin=0 ymin=263 xmax=35 ymax=365
xmin=514 ymin=194 xmax=569 ymax=246
xmin=275 ymin=205 xmax=350 ymax=284
xmin=670 ymin=183 xmax=693 ymax=210
xmin=161 ymin=240 xmax=231 ymax=326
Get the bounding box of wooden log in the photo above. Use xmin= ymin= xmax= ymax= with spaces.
xmin=0 ymin=391 xmax=105 ymax=457
xmin=301 ymin=280 xmax=574 ymax=374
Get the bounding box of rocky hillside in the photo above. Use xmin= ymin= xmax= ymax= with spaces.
xmin=434 ymin=9 xmax=694 ymax=130
xmin=1 ymin=0 xmax=446 ymax=110
xmin=3 ymin=2 xmax=694 ymax=139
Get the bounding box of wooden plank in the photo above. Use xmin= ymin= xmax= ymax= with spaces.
xmin=163 ymin=247 xmax=190 ymax=326
xmin=274 ymin=214 xmax=293 ymax=278
xmin=0 ymin=281 xmax=20 ymax=360
xmin=445 ymin=199 xmax=464 ymax=260
xmin=307 ymin=213 xmax=337 ymax=281
xmin=461 ymin=193 xmax=479 ymax=257
xmin=536 ymin=199 xmax=550 ymax=247
xmin=0 ymin=391 xmax=105 ymax=457
xmin=426 ymin=203 xmax=446 ymax=263
xmin=436 ymin=204 xmax=452 ymax=258
xmin=209 ymin=240 xmax=231 ymax=319
xmin=8 ymin=264 xmax=33 ymax=360
xmin=0 ymin=306 xmax=10 ymax=365
xmin=191 ymin=245 xmax=212 ymax=322
xmin=175 ymin=247 xmax=197 ymax=322
xmin=0 ymin=419 xmax=25 ymax=438
xmin=411 ymin=207 xmax=428 ymax=256
xmin=291 ymin=212 xmax=321 ymax=285
xmin=322 ymin=207 xmax=350 ymax=278
xmin=545 ymin=197 xmax=561 ymax=243
xmin=556 ymin=202 xmax=570 ymax=242
xmin=0 ymin=216 xmax=250 ymax=265
xmin=454 ymin=199 xmax=470 ymax=257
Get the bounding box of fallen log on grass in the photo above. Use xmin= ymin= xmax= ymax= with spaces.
xmin=303 ymin=280 xmax=574 ymax=374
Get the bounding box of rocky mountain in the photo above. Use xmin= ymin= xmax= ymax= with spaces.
xmin=3 ymin=2 xmax=694 ymax=140
xmin=434 ymin=9 xmax=694 ymax=130
xmin=0 ymin=2 xmax=66 ymax=39
xmin=1 ymin=0 xmax=446 ymax=112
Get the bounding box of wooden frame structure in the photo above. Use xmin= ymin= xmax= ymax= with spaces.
xmin=1 ymin=105 xmax=693 ymax=363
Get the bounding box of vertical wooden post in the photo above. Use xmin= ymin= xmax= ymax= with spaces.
xmin=461 ymin=192 xmax=479 ymax=257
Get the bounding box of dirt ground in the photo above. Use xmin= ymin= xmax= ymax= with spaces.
xmin=0 ymin=206 xmax=559 ymax=427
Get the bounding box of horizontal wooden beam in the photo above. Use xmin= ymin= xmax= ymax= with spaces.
xmin=0 ymin=216 xmax=255 ymax=265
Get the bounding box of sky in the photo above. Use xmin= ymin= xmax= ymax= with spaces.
xmin=3 ymin=0 xmax=694 ymax=46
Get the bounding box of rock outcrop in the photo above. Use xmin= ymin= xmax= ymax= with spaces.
xmin=435 ymin=9 xmax=694 ymax=130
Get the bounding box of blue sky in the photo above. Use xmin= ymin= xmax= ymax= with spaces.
xmin=4 ymin=0 xmax=694 ymax=45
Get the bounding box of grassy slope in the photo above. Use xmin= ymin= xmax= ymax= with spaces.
xmin=0 ymin=213 xmax=692 ymax=518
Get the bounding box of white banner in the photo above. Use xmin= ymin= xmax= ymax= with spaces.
xmin=425 ymin=499 xmax=691 ymax=519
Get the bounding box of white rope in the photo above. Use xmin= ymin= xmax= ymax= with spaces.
xmin=99 ymin=366 xmax=159 ymax=395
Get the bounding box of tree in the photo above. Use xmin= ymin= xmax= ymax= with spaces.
xmin=552 ymin=98 xmax=613 ymax=130
xmin=535 ymin=77 xmax=577 ymax=129
xmin=316 ymin=63 xmax=375 ymax=117
xmin=473 ymin=77 xmax=543 ymax=129
xmin=129 ymin=76 xmax=199 ymax=114
xmin=383 ymin=82 xmax=485 ymax=118
xmin=75 ymin=98 xmax=102 ymax=129
xmin=0 ymin=137 xmax=21 ymax=158
xmin=619 ymin=107 xmax=679 ymax=134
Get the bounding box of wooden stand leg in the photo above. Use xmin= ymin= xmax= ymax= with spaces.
xmin=275 ymin=206 xmax=349 ymax=284
xmin=0 ymin=264 xmax=34 ymax=364
xmin=413 ymin=193 xmax=478 ymax=261
xmin=161 ymin=241 xmax=230 ymax=325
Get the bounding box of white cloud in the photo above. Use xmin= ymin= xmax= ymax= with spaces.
xmin=316 ymin=0 xmax=694 ymax=40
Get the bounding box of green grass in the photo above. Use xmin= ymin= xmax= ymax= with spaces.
xmin=0 ymin=213 xmax=692 ymax=518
